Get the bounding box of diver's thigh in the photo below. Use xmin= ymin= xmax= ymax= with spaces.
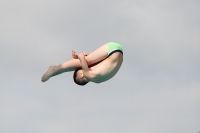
xmin=85 ymin=43 xmax=108 ymax=65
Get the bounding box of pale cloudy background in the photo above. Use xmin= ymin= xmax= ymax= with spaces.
xmin=0 ymin=0 xmax=200 ymax=133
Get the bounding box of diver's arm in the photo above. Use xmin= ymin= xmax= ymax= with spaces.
xmin=78 ymin=53 xmax=95 ymax=79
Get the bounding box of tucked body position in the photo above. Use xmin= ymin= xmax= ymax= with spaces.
xmin=41 ymin=42 xmax=123 ymax=85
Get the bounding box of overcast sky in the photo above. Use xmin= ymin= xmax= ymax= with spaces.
xmin=0 ymin=0 xmax=200 ymax=133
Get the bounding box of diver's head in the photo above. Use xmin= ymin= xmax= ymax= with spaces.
xmin=73 ymin=67 xmax=88 ymax=86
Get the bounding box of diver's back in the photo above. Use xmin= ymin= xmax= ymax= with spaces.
xmin=90 ymin=52 xmax=123 ymax=83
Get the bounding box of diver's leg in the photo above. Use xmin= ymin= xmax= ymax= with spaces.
xmin=55 ymin=43 xmax=109 ymax=73
xmin=41 ymin=59 xmax=81 ymax=82
xmin=59 ymin=43 xmax=109 ymax=69
xmin=53 ymin=43 xmax=109 ymax=73
xmin=85 ymin=43 xmax=109 ymax=65
xmin=41 ymin=43 xmax=109 ymax=82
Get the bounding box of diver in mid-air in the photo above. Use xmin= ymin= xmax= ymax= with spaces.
xmin=41 ymin=42 xmax=123 ymax=86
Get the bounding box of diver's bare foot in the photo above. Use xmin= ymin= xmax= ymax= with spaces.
xmin=41 ymin=66 xmax=56 ymax=82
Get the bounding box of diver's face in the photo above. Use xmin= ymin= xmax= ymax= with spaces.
xmin=76 ymin=70 xmax=86 ymax=83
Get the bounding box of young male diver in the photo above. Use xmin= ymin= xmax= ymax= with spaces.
xmin=41 ymin=42 xmax=123 ymax=85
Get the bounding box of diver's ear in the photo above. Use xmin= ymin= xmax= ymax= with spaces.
xmin=80 ymin=73 xmax=84 ymax=79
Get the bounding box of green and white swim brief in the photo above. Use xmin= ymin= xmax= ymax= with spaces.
xmin=107 ymin=42 xmax=123 ymax=57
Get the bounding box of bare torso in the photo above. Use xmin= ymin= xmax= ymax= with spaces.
xmin=89 ymin=52 xmax=123 ymax=83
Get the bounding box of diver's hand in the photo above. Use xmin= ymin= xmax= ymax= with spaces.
xmin=72 ymin=50 xmax=88 ymax=59
xmin=78 ymin=52 xmax=88 ymax=58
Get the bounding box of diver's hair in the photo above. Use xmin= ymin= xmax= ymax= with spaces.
xmin=73 ymin=67 xmax=88 ymax=86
